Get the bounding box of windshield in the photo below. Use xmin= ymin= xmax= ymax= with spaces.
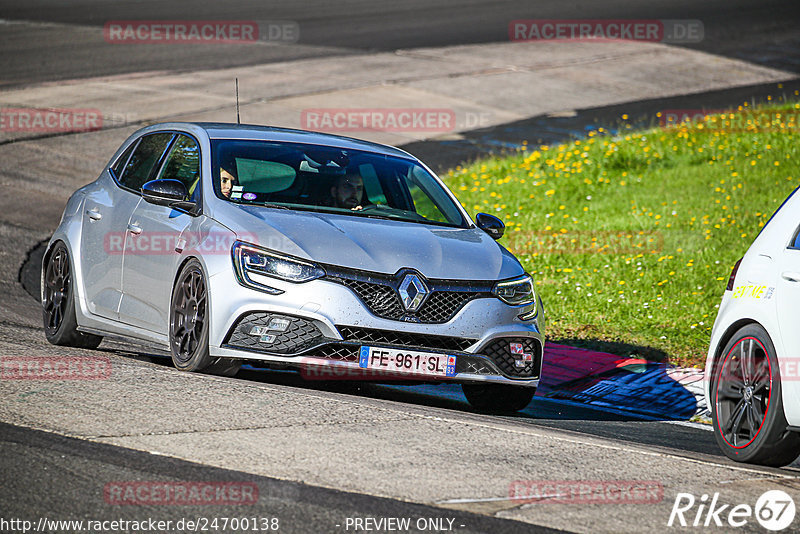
xmin=211 ymin=139 xmax=468 ymax=228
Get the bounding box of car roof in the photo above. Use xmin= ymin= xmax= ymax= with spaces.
xmin=189 ymin=122 xmax=414 ymax=159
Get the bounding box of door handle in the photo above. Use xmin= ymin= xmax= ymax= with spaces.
xmin=782 ymin=271 xmax=800 ymax=282
xmin=86 ymin=209 xmax=102 ymax=221
xmin=127 ymin=223 xmax=142 ymax=235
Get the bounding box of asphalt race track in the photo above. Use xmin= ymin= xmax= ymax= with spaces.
xmin=2 ymin=1 xmax=800 ymax=533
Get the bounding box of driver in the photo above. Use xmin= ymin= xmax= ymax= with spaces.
xmin=330 ymin=173 xmax=366 ymax=209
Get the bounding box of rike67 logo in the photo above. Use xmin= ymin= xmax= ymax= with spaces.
xmin=668 ymin=490 xmax=795 ymax=531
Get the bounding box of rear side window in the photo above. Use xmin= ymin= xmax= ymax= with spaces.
xmin=119 ymin=133 xmax=174 ymax=192
xmin=790 ymin=226 xmax=800 ymax=250
xmin=156 ymin=134 xmax=201 ymax=196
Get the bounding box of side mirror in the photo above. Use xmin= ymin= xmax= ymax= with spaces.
xmin=476 ymin=213 xmax=505 ymax=240
xmin=141 ymin=179 xmax=196 ymax=212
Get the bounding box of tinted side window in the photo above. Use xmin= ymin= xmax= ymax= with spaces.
xmin=119 ymin=133 xmax=174 ymax=192
xmin=110 ymin=141 xmax=137 ymax=179
xmin=157 ymin=134 xmax=201 ymax=195
xmin=405 ymin=166 xmax=461 ymax=225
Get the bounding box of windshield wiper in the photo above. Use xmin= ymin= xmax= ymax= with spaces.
xmin=356 ymin=204 xmax=412 ymax=216
xmin=233 ymin=201 xmax=292 ymax=210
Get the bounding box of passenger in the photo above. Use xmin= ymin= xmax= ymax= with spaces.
xmin=219 ymin=162 xmax=238 ymax=198
xmin=330 ymin=173 xmax=366 ymax=209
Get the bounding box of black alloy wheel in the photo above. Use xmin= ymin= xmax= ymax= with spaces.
xmin=170 ymin=260 xmax=240 ymax=377
xmin=42 ymin=242 xmax=102 ymax=348
xmin=711 ymin=324 xmax=800 ymax=466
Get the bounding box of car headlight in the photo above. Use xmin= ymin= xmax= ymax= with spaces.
xmin=232 ymin=241 xmax=325 ymax=294
xmin=493 ymin=274 xmax=535 ymax=306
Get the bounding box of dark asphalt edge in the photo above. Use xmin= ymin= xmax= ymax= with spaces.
xmin=0 ymin=421 xmax=568 ymax=534
xmin=0 ymin=1 xmax=798 ymax=87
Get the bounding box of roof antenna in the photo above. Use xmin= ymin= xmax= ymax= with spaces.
xmin=235 ymin=78 xmax=240 ymax=124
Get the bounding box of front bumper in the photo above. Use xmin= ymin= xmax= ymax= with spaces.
xmin=214 ymin=311 xmax=542 ymax=386
xmin=207 ymin=272 xmax=543 ymax=386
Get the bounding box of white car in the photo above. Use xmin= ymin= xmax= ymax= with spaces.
xmin=705 ymin=186 xmax=800 ymax=466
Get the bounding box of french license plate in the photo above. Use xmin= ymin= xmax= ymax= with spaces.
xmin=358 ymin=346 xmax=456 ymax=378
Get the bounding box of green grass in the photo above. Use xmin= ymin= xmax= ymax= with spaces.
xmin=445 ymin=99 xmax=800 ymax=367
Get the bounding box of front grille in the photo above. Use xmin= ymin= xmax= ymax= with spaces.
xmin=455 ymin=355 xmax=497 ymax=375
xmin=339 ymin=281 xmax=485 ymax=323
xmin=339 ymin=279 xmax=404 ymax=318
xmin=481 ymin=338 xmax=541 ymax=378
xmin=337 ymin=325 xmax=477 ymax=352
xmin=414 ymin=292 xmax=479 ymax=323
xmin=308 ymin=343 xmax=359 ymax=362
xmin=306 ymin=344 xmax=497 ymax=381
xmin=326 ymin=267 xmax=493 ymax=324
xmin=224 ymin=313 xmax=327 ymax=354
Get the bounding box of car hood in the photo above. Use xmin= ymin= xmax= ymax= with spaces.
xmin=217 ymin=204 xmax=524 ymax=280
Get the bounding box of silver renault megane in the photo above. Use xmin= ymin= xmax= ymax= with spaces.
xmin=42 ymin=122 xmax=544 ymax=412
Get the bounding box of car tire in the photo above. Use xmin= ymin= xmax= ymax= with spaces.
xmin=462 ymin=383 xmax=535 ymax=413
xmin=169 ymin=259 xmax=241 ymax=377
xmin=711 ymin=324 xmax=800 ymax=466
xmin=42 ymin=242 xmax=103 ymax=349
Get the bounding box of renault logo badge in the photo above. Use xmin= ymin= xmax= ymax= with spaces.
xmin=398 ymin=274 xmax=429 ymax=312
